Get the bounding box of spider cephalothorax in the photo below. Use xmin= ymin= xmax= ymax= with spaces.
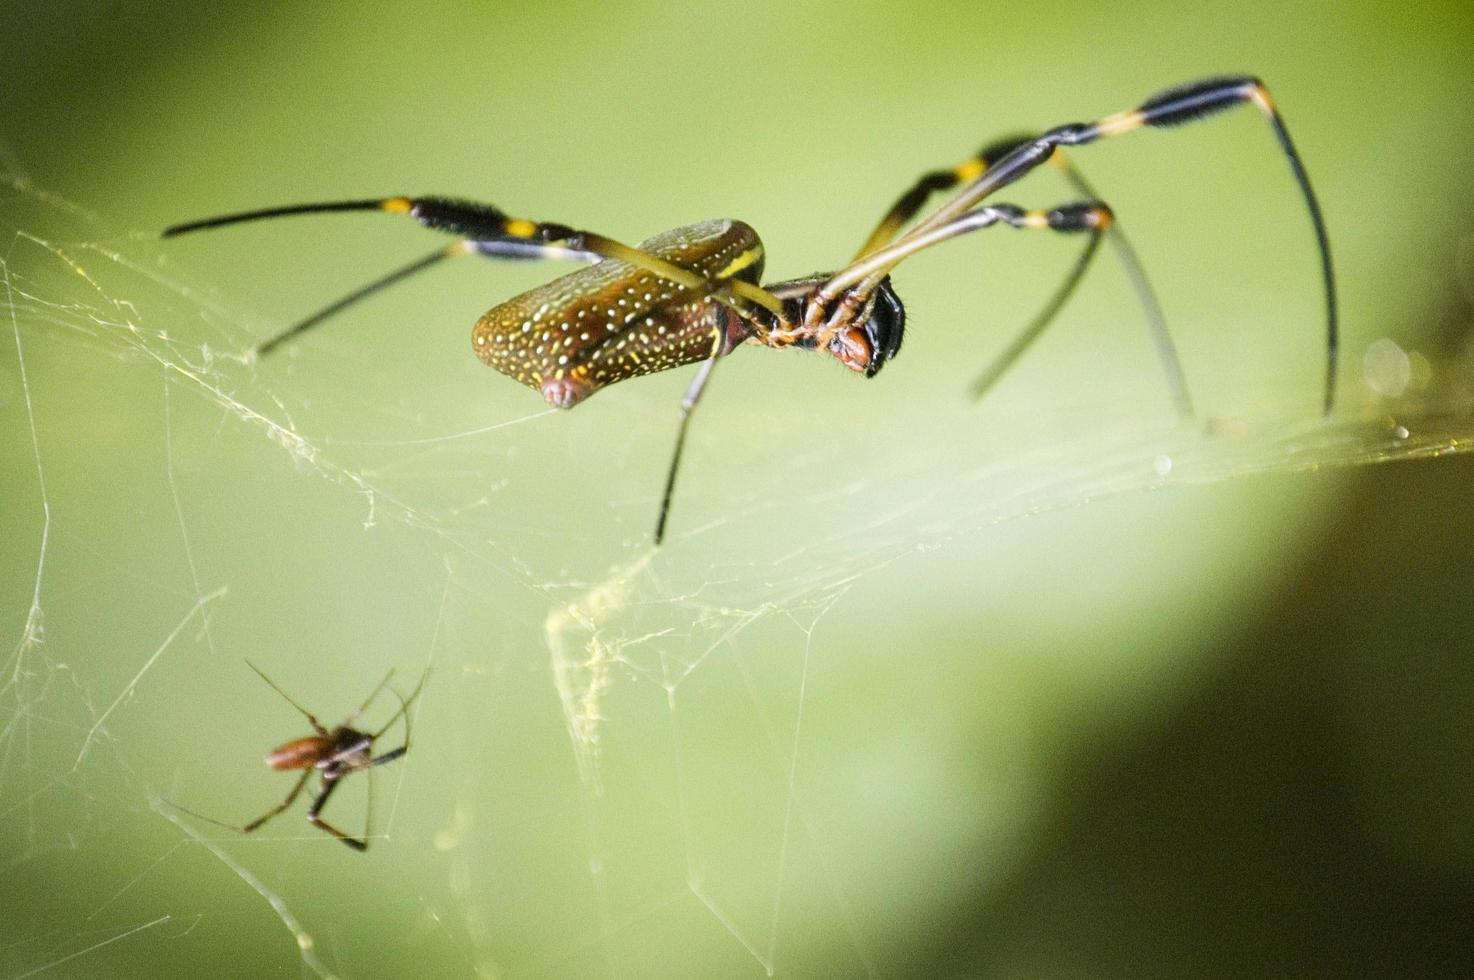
xmin=766 ymin=273 xmax=905 ymax=378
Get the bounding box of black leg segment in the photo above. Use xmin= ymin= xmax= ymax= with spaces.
xmin=899 ymin=76 xmax=1336 ymax=414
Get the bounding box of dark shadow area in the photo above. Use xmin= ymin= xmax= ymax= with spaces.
xmin=913 ymin=419 xmax=1474 ymax=977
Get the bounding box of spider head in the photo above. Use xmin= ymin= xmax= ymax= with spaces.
xmin=772 ymin=275 xmax=906 ymax=378
xmin=831 ymin=276 xmax=905 ymax=378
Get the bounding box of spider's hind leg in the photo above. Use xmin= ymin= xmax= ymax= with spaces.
xmin=305 ymin=774 xmax=369 ymax=851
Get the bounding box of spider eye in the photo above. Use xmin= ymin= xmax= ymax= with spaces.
xmin=862 ymin=277 xmax=905 ymax=378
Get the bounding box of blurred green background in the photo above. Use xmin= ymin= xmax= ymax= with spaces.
xmin=3 ymin=1 xmax=1473 ymax=977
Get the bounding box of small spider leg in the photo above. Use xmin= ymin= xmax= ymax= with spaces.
xmin=368 ymin=745 xmax=408 ymax=768
xmin=370 ymin=668 xmax=428 ymax=742
xmin=304 ymin=774 xmax=369 ymax=851
xmin=241 ymin=768 xmax=314 ymax=833
xmin=348 ymin=667 xmax=396 ymax=723
xmin=845 ymin=76 xmax=1335 ymax=413
xmin=246 ymin=661 xmax=328 ymax=735
xmin=166 ymin=196 xmax=788 ymax=354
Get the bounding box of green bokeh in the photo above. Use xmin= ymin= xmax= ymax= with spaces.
xmin=3 ymin=2 xmax=1473 ymax=978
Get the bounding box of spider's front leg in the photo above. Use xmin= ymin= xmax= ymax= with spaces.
xmin=805 ymin=201 xmax=1115 ymax=377
xmin=896 ymin=76 xmax=1336 ymax=413
xmin=854 ymin=133 xmax=1186 ymax=414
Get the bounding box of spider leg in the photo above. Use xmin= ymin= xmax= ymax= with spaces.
xmin=1045 ymin=150 xmax=1187 ymax=418
xmin=248 ymin=246 xmax=455 ymax=355
xmin=968 ymin=225 xmax=1106 ymax=401
xmin=836 ymin=76 xmax=1335 ymax=413
xmin=855 ymin=133 xmax=1188 ymax=415
xmin=305 ymin=774 xmax=368 ymax=851
xmin=979 ymin=140 xmax=1187 ymax=417
xmin=816 ymin=200 xmax=1114 ymax=357
xmin=518 ymin=265 xmax=771 ymax=544
xmin=854 ymin=132 xmax=1040 ymax=258
xmin=370 ymin=666 xmax=429 ymax=741
xmin=632 ymin=278 xmax=784 ymax=544
xmin=246 ymin=661 xmax=328 ymax=736
xmin=367 ymin=745 xmax=408 ymax=767
xmin=241 ymin=768 xmax=314 ymax=833
xmin=654 ymin=354 xmax=720 ymax=545
xmin=348 ymin=668 xmax=396 ymax=723
xmin=244 ymin=240 xmax=608 ymax=356
xmin=165 ymin=196 xmax=786 ymax=354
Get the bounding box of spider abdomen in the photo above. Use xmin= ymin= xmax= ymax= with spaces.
xmin=265 ymin=735 xmax=334 ymax=771
xmin=471 ymin=219 xmax=764 ymax=407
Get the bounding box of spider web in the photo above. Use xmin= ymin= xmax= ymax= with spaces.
xmin=3 ymin=163 xmax=1473 ymax=979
